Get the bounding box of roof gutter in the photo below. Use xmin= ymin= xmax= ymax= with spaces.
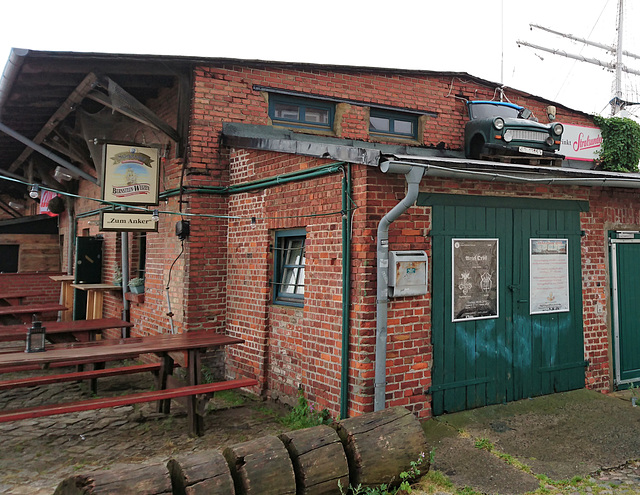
xmin=0 ymin=48 xmax=28 ymax=120
xmin=375 ymin=161 xmax=424 ymax=411
xmin=383 ymin=155 xmax=640 ymax=189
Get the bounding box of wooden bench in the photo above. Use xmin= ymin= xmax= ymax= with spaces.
xmin=0 ymin=317 xmax=133 ymax=343
xmin=0 ymin=302 xmax=67 ymax=324
xmin=0 ymin=377 xmax=258 ymax=423
xmin=0 ymin=331 xmax=252 ymax=435
xmin=0 ymin=362 xmax=163 ymax=391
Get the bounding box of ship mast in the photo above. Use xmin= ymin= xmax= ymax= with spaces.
xmin=517 ymin=0 xmax=640 ymax=115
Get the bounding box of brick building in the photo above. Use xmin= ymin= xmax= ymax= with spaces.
xmin=1 ymin=49 xmax=640 ymax=420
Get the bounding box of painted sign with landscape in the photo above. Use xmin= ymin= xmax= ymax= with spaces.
xmin=102 ymin=144 xmax=159 ymax=205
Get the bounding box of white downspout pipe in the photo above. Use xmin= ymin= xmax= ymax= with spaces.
xmin=375 ymin=161 xmax=425 ymax=411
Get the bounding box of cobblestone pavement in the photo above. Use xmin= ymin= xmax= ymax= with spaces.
xmin=2 ymin=370 xmax=640 ymax=494
xmin=588 ymin=462 xmax=640 ymax=494
xmin=0 ymin=370 xmax=293 ymax=495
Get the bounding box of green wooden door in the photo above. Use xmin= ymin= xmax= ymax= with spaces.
xmin=423 ymin=194 xmax=585 ymax=415
xmin=610 ymin=233 xmax=640 ymax=386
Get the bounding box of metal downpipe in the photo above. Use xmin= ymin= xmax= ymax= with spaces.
xmin=374 ymin=162 xmax=424 ymax=411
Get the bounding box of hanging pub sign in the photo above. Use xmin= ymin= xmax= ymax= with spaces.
xmin=452 ymin=238 xmax=499 ymax=322
xmin=529 ymin=239 xmax=569 ymax=314
xmin=102 ymin=144 xmax=160 ymax=205
xmin=100 ymin=210 xmax=158 ymax=232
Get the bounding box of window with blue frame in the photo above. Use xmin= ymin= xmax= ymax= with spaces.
xmin=269 ymin=95 xmax=334 ymax=131
xmin=273 ymin=229 xmax=306 ymax=307
xmin=369 ymin=109 xmax=419 ymax=140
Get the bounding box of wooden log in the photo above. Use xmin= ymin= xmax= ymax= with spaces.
xmin=168 ymin=451 xmax=235 ymax=495
xmin=53 ymin=463 xmax=172 ymax=494
xmin=335 ymin=406 xmax=429 ymax=489
xmin=223 ymin=435 xmax=296 ymax=495
xmin=279 ymin=425 xmax=350 ymax=495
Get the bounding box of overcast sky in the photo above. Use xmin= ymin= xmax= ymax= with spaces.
xmin=1 ymin=0 xmax=638 ymax=116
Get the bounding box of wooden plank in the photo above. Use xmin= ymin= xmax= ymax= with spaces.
xmin=0 ymin=303 xmax=66 ymax=316
xmin=0 ymin=331 xmax=244 ymax=369
xmin=0 ymin=362 xmax=162 ymax=391
xmin=0 ymin=318 xmax=133 ymax=342
xmin=0 ymin=378 xmax=258 ymax=423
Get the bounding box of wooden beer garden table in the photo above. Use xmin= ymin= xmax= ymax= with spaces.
xmin=0 ymin=331 xmax=257 ymax=436
xmin=0 ymin=303 xmax=67 ymax=323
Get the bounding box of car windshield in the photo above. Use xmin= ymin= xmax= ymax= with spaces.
xmin=468 ymin=103 xmax=521 ymax=120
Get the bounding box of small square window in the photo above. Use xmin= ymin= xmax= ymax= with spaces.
xmin=369 ymin=109 xmax=418 ymax=140
xmin=274 ymin=229 xmax=306 ymax=306
xmin=269 ymin=95 xmax=334 ymax=131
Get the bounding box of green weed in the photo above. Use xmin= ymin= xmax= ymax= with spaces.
xmin=281 ymin=387 xmax=332 ymax=429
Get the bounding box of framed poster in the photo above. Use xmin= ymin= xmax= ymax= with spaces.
xmin=100 ymin=211 xmax=158 ymax=232
xmin=530 ymin=239 xmax=569 ymax=314
xmin=102 ymin=144 xmax=160 ymax=205
xmin=452 ymin=239 xmax=499 ymax=322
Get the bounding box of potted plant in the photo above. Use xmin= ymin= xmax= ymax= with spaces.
xmin=114 ymin=265 xmax=122 ymax=286
xmin=128 ymin=277 xmax=145 ymax=294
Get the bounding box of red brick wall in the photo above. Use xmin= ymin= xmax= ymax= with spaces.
xmin=0 ymin=273 xmax=61 ymax=305
xmin=63 ymin=61 xmax=607 ymax=420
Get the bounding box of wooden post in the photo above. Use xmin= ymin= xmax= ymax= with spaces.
xmin=223 ymin=435 xmax=296 ymax=495
xmin=279 ymin=425 xmax=350 ymax=495
xmin=168 ymin=451 xmax=235 ymax=495
xmin=335 ymin=406 xmax=430 ymax=489
xmin=53 ymin=463 xmax=172 ymax=494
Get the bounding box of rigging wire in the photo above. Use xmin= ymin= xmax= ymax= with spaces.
xmin=553 ymin=0 xmax=612 ymax=102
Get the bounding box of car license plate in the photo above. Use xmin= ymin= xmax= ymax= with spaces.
xmin=518 ymin=146 xmax=543 ymax=156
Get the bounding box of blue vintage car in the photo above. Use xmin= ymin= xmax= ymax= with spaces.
xmin=464 ymin=100 xmax=564 ymax=160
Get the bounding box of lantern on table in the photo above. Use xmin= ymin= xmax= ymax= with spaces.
xmin=25 ymin=315 xmax=46 ymax=353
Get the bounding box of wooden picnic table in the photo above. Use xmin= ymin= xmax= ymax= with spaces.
xmin=0 ymin=331 xmax=252 ymax=436
xmin=0 ymin=290 xmax=46 ymax=306
xmin=70 ymin=284 xmax=121 ymax=320
xmin=0 ymin=303 xmax=67 ymax=323
xmin=0 ymin=317 xmax=133 ymax=343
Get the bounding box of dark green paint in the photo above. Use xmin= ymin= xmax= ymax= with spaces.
xmin=430 ymin=198 xmax=585 ymax=415
xmin=610 ymin=235 xmax=640 ymax=384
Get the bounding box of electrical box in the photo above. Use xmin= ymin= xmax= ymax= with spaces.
xmin=388 ymin=250 xmax=428 ymax=297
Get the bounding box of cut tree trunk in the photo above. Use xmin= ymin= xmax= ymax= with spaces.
xmin=223 ymin=435 xmax=296 ymax=495
xmin=168 ymin=451 xmax=235 ymax=495
xmin=279 ymin=424 xmax=350 ymax=495
xmin=335 ymin=406 xmax=429 ymax=489
xmin=53 ymin=463 xmax=172 ymax=495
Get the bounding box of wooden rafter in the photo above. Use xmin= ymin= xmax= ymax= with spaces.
xmin=8 ymin=73 xmax=99 ymax=173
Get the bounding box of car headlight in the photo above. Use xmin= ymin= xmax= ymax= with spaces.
xmin=546 ymin=136 xmax=555 ymax=146
xmin=553 ymin=123 xmax=564 ymax=135
xmin=503 ymin=129 xmax=513 ymax=143
xmin=493 ymin=118 xmax=504 ymax=130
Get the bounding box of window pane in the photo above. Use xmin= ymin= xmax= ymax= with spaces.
xmin=276 ymin=234 xmax=306 ymax=302
xmin=274 ymin=103 xmax=300 ymax=120
xmin=305 ymin=107 xmax=329 ymax=124
xmin=370 ymin=116 xmax=390 ymax=132
xmin=394 ymin=120 xmax=414 ymax=134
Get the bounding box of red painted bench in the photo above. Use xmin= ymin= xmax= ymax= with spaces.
xmin=0 ymin=317 xmax=133 ymax=343
xmin=0 ymin=362 xmax=163 ymax=391
xmin=0 ymin=377 xmax=258 ymax=423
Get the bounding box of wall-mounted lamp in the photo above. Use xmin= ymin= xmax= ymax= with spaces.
xmin=546 ymin=105 xmax=557 ymax=122
xmin=152 ymin=209 xmax=159 ymax=223
xmin=29 ymin=184 xmax=40 ymax=199
xmin=8 ymin=202 xmax=25 ymax=210
xmin=53 ymin=166 xmax=77 ymax=182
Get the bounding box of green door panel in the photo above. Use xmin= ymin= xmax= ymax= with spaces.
xmin=431 ymin=200 xmax=584 ymax=415
xmin=611 ymin=238 xmax=640 ymax=384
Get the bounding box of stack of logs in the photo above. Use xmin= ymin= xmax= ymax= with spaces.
xmin=53 ymin=406 xmax=429 ymax=495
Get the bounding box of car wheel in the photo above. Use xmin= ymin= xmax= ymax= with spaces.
xmin=470 ymin=136 xmax=485 ymax=160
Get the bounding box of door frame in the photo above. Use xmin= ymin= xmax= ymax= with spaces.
xmin=609 ymin=233 xmax=640 ymax=386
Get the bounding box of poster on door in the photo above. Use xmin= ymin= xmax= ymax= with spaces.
xmin=530 ymin=239 xmax=569 ymax=314
xmin=452 ymin=239 xmax=499 ymax=322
